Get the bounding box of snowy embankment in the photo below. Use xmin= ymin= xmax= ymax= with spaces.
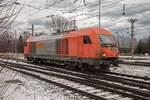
xmin=110 ymin=64 xmax=150 ymax=78
xmin=112 ymin=55 xmax=150 ymax=78
xmin=114 ymin=56 xmax=150 ymax=77
xmin=0 ymin=66 xmax=86 ymax=100
xmin=119 ymin=55 xmax=150 ymax=63
xmin=0 ymin=55 xmax=150 ymax=100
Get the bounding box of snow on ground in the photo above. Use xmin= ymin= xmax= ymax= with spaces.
xmin=119 ymin=55 xmax=150 ymax=59
xmin=110 ymin=64 xmax=150 ymax=78
xmin=122 ymin=59 xmax=150 ymax=63
xmin=1 ymin=55 xmax=150 ymax=100
xmin=119 ymin=55 xmax=150 ymax=61
xmin=119 ymin=55 xmax=150 ymax=64
xmin=0 ymin=58 xmax=37 ymax=67
xmin=0 ymin=66 xmax=89 ymax=100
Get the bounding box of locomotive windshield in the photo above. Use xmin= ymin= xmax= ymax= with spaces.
xmin=98 ymin=35 xmax=116 ymax=47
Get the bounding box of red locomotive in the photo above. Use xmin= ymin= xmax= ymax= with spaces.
xmin=24 ymin=27 xmax=119 ymax=70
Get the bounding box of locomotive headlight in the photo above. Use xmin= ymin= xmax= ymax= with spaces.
xmin=102 ymin=53 xmax=106 ymax=57
xmin=114 ymin=53 xmax=118 ymax=56
xmin=114 ymin=53 xmax=116 ymax=56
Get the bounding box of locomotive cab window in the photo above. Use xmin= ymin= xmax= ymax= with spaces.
xmin=83 ymin=36 xmax=91 ymax=44
xmin=98 ymin=35 xmax=116 ymax=47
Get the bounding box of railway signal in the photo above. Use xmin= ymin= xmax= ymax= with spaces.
xmin=128 ymin=18 xmax=138 ymax=59
xmin=122 ymin=4 xmax=126 ymax=15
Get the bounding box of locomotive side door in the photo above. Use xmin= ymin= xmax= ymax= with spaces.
xmin=77 ymin=36 xmax=84 ymax=57
xmin=82 ymin=35 xmax=95 ymax=58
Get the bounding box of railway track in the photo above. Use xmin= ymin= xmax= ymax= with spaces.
xmin=1 ymin=55 xmax=150 ymax=67
xmin=0 ymin=60 xmax=150 ymax=99
xmin=121 ymin=60 xmax=150 ymax=67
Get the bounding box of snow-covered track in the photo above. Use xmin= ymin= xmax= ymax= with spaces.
xmin=0 ymin=60 xmax=150 ymax=99
xmin=121 ymin=60 xmax=150 ymax=67
xmin=0 ymin=61 xmax=120 ymax=100
xmin=102 ymin=71 xmax=150 ymax=81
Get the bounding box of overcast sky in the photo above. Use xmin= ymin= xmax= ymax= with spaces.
xmin=12 ymin=0 xmax=150 ymax=39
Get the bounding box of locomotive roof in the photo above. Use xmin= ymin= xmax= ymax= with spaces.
xmin=27 ymin=34 xmax=64 ymax=42
xmin=27 ymin=27 xmax=112 ymax=42
xmin=65 ymin=27 xmax=112 ymax=37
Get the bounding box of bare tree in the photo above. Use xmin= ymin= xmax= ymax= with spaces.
xmin=17 ymin=35 xmax=24 ymax=53
xmin=0 ymin=32 xmax=12 ymax=53
xmin=135 ymin=35 xmax=150 ymax=54
xmin=0 ymin=0 xmax=24 ymax=40
xmin=48 ymin=15 xmax=77 ymax=34
xmin=114 ymin=32 xmax=131 ymax=53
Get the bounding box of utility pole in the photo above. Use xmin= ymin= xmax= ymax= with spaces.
xmin=83 ymin=0 xmax=86 ymax=6
xmin=32 ymin=24 xmax=34 ymax=36
xmin=115 ymin=32 xmax=120 ymax=50
xmin=128 ymin=18 xmax=137 ymax=59
xmin=14 ymin=30 xmax=17 ymax=53
xmin=74 ymin=19 xmax=76 ymax=30
xmin=99 ymin=0 xmax=101 ymax=28
xmin=11 ymin=32 xmax=14 ymax=53
xmin=46 ymin=0 xmax=49 ymax=8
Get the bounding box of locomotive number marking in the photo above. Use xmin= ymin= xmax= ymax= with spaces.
xmin=36 ymin=42 xmax=44 ymax=48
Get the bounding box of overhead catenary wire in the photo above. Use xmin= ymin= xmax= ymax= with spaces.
xmin=14 ymin=0 xmax=150 ymax=34
xmin=22 ymin=0 xmax=64 ymax=19
xmin=68 ymin=2 xmax=150 ymax=23
xmin=22 ymin=0 xmax=122 ymax=19
xmin=25 ymin=0 xmax=150 ymax=23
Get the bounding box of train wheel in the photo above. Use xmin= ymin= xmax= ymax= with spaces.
xmin=38 ymin=59 xmax=43 ymax=64
xmin=87 ymin=65 xmax=93 ymax=71
xmin=100 ymin=65 xmax=110 ymax=72
xmin=113 ymin=63 xmax=119 ymax=67
xmin=94 ymin=65 xmax=100 ymax=70
xmin=78 ymin=63 xmax=86 ymax=71
xmin=65 ymin=62 xmax=75 ymax=70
